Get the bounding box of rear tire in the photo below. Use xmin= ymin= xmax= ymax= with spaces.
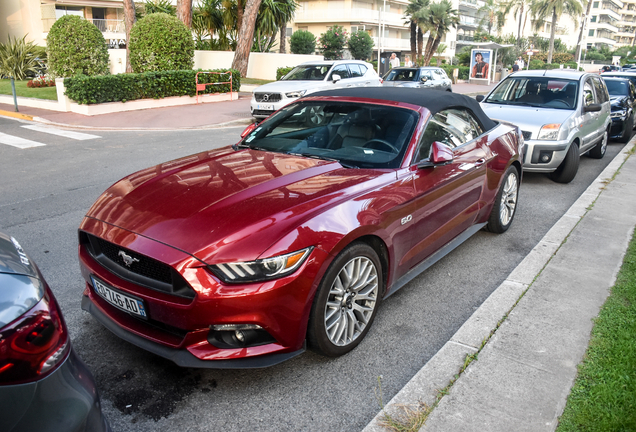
xmin=484 ymin=165 xmax=519 ymax=233
xmin=589 ymin=129 xmax=608 ymax=158
xmin=549 ymin=143 xmax=579 ymax=183
xmin=307 ymin=243 xmax=382 ymax=357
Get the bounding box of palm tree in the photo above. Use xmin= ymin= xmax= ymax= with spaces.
xmin=404 ymin=0 xmax=430 ymax=64
xmin=478 ymin=0 xmax=505 ymax=35
xmin=275 ymin=0 xmax=298 ymax=53
xmin=193 ymin=0 xmax=227 ymax=48
xmin=419 ymin=0 xmax=459 ymax=66
xmin=574 ymin=0 xmax=592 ymax=61
xmin=123 ymin=0 xmax=136 ymax=72
xmin=530 ymin=0 xmax=583 ymax=64
xmin=502 ymin=0 xmax=530 ymax=46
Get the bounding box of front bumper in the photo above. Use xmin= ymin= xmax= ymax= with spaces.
xmin=521 ymin=139 xmax=570 ymax=173
xmin=610 ymin=116 xmax=627 ymax=138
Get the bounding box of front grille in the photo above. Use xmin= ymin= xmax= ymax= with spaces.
xmin=81 ymin=232 xmax=196 ymax=299
xmin=254 ymin=92 xmax=281 ymax=102
xmin=522 ymin=130 xmax=532 ymax=140
xmin=95 ymin=237 xmax=172 ymax=284
xmin=252 ymin=109 xmax=275 ymax=116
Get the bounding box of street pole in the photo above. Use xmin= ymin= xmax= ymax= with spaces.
xmin=10 ymin=77 xmax=18 ymax=112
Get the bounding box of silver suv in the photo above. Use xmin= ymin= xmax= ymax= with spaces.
xmin=479 ymin=70 xmax=611 ymax=183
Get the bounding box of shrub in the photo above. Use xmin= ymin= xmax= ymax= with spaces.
xmin=290 ymin=30 xmax=317 ymax=55
xmin=276 ymin=66 xmax=294 ymax=80
xmin=439 ymin=64 xmax=469 ymax=80
xmin=46 ymin=15 xmax=109 ymax=77
xmin=318 ymin=25 xmax=348 ymax=60
xmin=129 ymin=13 xmax=194 ymax=73
xmin=64 ymin=69 xmax=240 ymax=104
xmin=529 ymin=59 xmax=546 ymax=70
xmin=348 ymin=30 xmax=374 ymax=60
xmin=0 ymin=35 xmax=44 ymax=80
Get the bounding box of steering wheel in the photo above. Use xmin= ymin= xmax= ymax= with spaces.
xmin=362 ymin=139 xmax=399 ymax=153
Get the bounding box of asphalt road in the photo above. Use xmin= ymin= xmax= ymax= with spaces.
xmin=0 ymin=115 xmax=626 ymax=432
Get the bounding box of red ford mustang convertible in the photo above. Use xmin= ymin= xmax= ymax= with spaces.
xmin=78 ymin=88 xmax=523 ymax=368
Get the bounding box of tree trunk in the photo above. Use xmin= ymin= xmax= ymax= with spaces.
xmin=232 ymin=0 xmax=262 ymax=77
xmin=547 ymin=6 xmax=557 ymax=64
xmin=410 ymin=21 xmax=417 ymax=62
xmin=417 ymin=27 xmax=424 ymax=62
xmin=177 ymin=0 xmax=193 ymax=27
xmin=237 ymin=0 xmax=244 ymax=34
xmin=279 ymin=25 xmax=286 ymax=53
xmin=517 ymin=4 xmax=524 ymax=46
xmin=123 ymin=0 xmax=136 ymax=73
xmin=575 ymin=0 xmax=592 ymax=61
xmin=423 ymin=30 xmax=434 ymax=64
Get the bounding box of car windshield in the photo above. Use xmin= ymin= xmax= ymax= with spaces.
xmin=383 ymin=69 xmax=419 ymax=82
xmin=484 ymin=77 xmax=579 ymax=110
xmin=282 ymin=65 xmax=332 ymax=81
xmin=240 ymin=101 xmax=418 ymax=169
xmin=605 ymin=80 xmax=629 ymax=95
xmin=604 ymin=74 xmax=636 ymax=88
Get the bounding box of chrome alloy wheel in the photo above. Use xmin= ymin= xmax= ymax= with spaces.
xmin=324 ymin=256 xmax=379 ymax=347
xmin=307 ymin=106 xmax=326 ymax=125
xmin=499 ymin=172 xmax=518 ymax=227
xmin=600 ymin=130 xmax=608 ymax=155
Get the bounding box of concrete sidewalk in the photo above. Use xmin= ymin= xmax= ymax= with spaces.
xmin=364 ymin=141 xmax=636 ymax=431
xmin=0 ymin=82 xmax=497 ymax=131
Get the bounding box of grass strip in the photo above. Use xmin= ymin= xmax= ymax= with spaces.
xmin=0 ymin=79 xmax=58 ymax=100
xmin=556 ymin=226 xmax=636 ymax=432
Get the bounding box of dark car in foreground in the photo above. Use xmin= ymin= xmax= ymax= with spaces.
xmin=382 ymin=67 xmax=452 ymax=91
xmin=78 ymin=88 xmax=522 ymax=368
xmin=602 ymin=77 xmax=636 ymax=142
xmin=0 ymin=233 xmax=110 ymax=432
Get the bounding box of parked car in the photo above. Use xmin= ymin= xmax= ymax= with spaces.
xmin=598 ymin=71 xmax=636 ymax=88
xmin=250 ymin=60 xmax=381 ymax=121
xmin=79 ymin=88 xmax=523 ymax=368
xmin=0 ymin=233 xmax=110 ymax=432
xmin=600 ymin=65 xmax=622 ymax=73
xmin=478 ymin=70 xmax=611 ymax=183
xmin=601 ymin=77 xmax=636 ymax=143
xmin=381 ymin=67 xmax=452 ymax=92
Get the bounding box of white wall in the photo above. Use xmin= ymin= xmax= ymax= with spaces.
xmin=108 ymin=49 xmax=127 ymax=75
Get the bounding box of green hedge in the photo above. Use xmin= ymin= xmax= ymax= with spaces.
xmin=276 ymin=66 xmax=294 ymax=80
xmin=439 ymin=64 xmax=469 ymax=80
xmin=64 ymin=69 xmax=240 ymax=104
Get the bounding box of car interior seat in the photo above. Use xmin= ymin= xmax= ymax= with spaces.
xmin=328 ymin=109 xmax=376 ymax=149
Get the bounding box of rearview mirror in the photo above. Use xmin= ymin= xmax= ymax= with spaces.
xmin=584 ymin=103 xmax=602 ymax=113
xmin=418 ymin=141 xmax=454 ymax=168
xmin=332 ymin=74 xmax=342 ymax=83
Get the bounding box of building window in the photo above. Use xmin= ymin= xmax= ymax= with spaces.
xmin=593 ymin=1 xmax=599 ymax=7
xmin=352 ymin=26 xmax=358 ymax=33
xmin=55 ymin=6 xmax=84 ymax=19
xmin=286 ymin=27 xmax=292 ymax=37
xmin=590 ymin=15 xmax=597 ymax=22
xmin=589 ymin=29 xmax=595 ymax=36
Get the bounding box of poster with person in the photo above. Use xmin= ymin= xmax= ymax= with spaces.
xmin=470 ymin=49 xmax=492 ymax=83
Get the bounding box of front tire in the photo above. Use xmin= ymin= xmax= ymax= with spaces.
xmin=307 ymin=243 xmax=382 ymax=357
xmin=549 ymin=143 xmax=579 ymax=183
xmin=485 ymin=165 xmax=519 ymax=233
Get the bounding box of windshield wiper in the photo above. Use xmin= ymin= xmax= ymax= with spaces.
xmin=288 ymin=152 xmax=358 ymax=169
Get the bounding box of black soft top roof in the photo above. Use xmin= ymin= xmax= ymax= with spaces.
xmin=307 ymin=87 xmax=497 ymax=131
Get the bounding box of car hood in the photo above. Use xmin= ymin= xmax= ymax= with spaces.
xmin=85 ymin=148 xmax=388 ymax=263
xmin=254 ymin=80 xmax=333 ymax=94
xmin=480 ymin=103 xmax=574 ymax=133
xmin=610 ymin=95 xmax=629 ymax=109
xmin=0 ymin=232 xmax=38 ymax=277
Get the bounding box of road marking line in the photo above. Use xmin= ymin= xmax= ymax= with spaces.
xmin=0 ymin=132 xmax=46 ymax=149
xmin=22 ymin=125 xmax=101 ymax=140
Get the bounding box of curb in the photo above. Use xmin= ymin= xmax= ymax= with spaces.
xmin=29 ymin=116 xmax=254 ymax=132
xmin=0 ymin=109 xmax=34 ymax=121
xmin=362 ymin=139 xmax=635 ymax=432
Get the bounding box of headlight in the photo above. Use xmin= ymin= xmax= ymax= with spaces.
xmin=611 ymin=109 xmax=627 ymax=119
xmin=208 ymin=247 xmax=313 ymax=283
xmin=285 ymin=90 xmax=307 ymax=98
xmin=537 ymin=123 xmax=561 ymax=140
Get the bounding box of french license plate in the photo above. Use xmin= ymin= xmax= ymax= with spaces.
xmin=257 ymin=104 xmax=274 ymax=111
xmin=91 ymin=276 xmax=147 ymax=319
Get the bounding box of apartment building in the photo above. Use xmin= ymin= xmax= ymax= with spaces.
xmin=1 ymin=0 xmax=126 ymax=46
xmin=585 ymin=0 xmax=623 ymax=48
xmin=615 ymin=0 xmax=636 ymax=45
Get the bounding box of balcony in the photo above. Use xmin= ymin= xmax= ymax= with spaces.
xmin=591 ymin=20 xmax=619 ymax=33
xmin=372 ymin=36 xmax=412 ymax=50
xmin=459 ymin=15 xmax=479 ymax=27
xmin=92 ymin=19 xmax=125 ymax=33
xmin=459 ymin=0 xmax=485 ymax=10
xmin=294 ymin=8 xmax=407 ymax=28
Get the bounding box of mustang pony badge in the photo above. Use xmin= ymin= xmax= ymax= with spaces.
xmin=118 ymin=250 xmax=139 ymax=267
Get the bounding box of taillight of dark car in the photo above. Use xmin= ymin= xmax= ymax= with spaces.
xmin=0 ymin=289 xmax=70 ymax=385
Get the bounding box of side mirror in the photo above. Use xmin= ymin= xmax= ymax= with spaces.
xmin=241 ymin=122 xmax=258 ymax=138
xmin=418 ymin=141 xmax=454 ymax=168
xmin=420 ymin=76 xmax=428 ymax=83
xmin=332 ymin=74 xmax=342 ymax=83
xmin=584 ymin=103 xmax=602 ymax=113
xmin=475 ymin=95 xmax=485 ymax=102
